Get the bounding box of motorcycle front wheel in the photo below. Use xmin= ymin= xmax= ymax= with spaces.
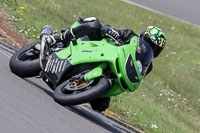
xmin=9 ymin=42 xmax=41 ymax=77
xmin=53 ymin=72 xmax=110 ymax=106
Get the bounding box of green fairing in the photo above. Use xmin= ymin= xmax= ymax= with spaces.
xmin=55 ymin=46 xmax=71 ymax=59
xmin=55 ymin=21 xmax=143 ymax=97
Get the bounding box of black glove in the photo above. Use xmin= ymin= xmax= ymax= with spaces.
xmin=101 ymin=24 xmax=124 ymax=46
xmin=60 ymin=29 xmax=76 ymax=42
xmin=101 ymin=24 xmax=120 ymax=39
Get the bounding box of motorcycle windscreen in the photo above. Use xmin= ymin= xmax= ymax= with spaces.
xmin=125 ymin=54 xmax=140 ymax=83
xmin=136 ymin=39 xmax=154 ymax=76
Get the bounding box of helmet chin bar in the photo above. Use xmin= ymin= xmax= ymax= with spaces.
xmin=154 ymin=46 xmax=163 ymax=58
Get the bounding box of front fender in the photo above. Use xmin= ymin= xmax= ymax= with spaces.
xmin=84 ymin=63 xmax=107 ymax=81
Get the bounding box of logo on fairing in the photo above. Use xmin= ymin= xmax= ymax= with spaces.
xmin=136 ymin=60 xmax=142 ymax=73
xmin=44 ymin=56 xmax=68 ymax=73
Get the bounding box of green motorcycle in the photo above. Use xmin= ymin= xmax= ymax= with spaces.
xmin=9 ymin=20 xmax=153 ymax=108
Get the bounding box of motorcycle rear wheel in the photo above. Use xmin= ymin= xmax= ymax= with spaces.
xmin=53 ymin=73 xmax=110 ymax=106
xmin=9 ymin=42 xmax=41 ymax=77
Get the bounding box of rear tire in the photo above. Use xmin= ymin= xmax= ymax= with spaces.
xmin=9 ymin=42 xmax=41 ymax=77
xmin=53 ymin=74 xmax=110 ymax=106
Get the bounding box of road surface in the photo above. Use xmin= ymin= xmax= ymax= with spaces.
xmin=0 ymin=44 xmax=137 ymax=133
xmin=122 ymin=0 xmax=200 ymax=26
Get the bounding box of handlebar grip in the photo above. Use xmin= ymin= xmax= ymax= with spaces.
xmin=53 ymin=35 xmax=62 ymax=42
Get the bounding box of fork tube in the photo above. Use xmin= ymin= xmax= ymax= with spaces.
xmin=39 ymin=37 xmax=46 ymax=70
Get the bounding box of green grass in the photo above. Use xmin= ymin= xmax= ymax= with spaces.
xmin=1 ymin=0 xmax=200 ymax=132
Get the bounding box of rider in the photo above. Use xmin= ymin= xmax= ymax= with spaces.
xmin=41 ymin=17 xmax=166 ymax=112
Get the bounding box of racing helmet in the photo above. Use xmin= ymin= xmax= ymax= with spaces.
xmin=140 ymin=26 xmax=166 ymax=57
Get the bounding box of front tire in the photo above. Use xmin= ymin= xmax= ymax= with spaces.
xmin=53 ymin=74 xmax=110 ymax=106
xmin=9 ymin=42 xmax=41 ymax=77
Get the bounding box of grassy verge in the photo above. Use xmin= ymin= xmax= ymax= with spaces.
xmin=1 ymin=0 xmax=200 ymax=132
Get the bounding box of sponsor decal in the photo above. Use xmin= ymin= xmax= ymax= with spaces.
xmin=44 ymin=56 xmax=52 ymax=72
xmin=136 ymin=60 xmax=142 ymax=73
xmin=52 ymin=59 xmax=58 ymax=73
xmin=59 ymin=60 xmax=64 ymax=72
xmin=44 ymin=57 xmax=68 ymax=73
xmin=49 ymin=59 xmax=55 ymax=72
xmin=55 ymin=61 xmax=60 ymax=73
xmin=47 ymin=60 xmax=53 ymax=72
xmin=62 ymin=61 xmax=67 ymax=72
xmin=81 ymin=50 xmax=92 ymax=52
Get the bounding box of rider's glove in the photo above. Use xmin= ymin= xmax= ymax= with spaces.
xmin=101 ymin=24 xmax=124 ymax=46
xmin=60 ymin=29 xmax=76 ymax=42
xmin=101 ymin=24 xmax=120 ymax=40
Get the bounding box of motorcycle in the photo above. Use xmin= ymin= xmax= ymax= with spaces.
xmin=9 ymin=18 xmax=153 ymax=109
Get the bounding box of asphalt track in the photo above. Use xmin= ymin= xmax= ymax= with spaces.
xmin=0 ymin=43 xmax=138 ymax=133
xmin=122 ymin=0 xmax=200 ymax=26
